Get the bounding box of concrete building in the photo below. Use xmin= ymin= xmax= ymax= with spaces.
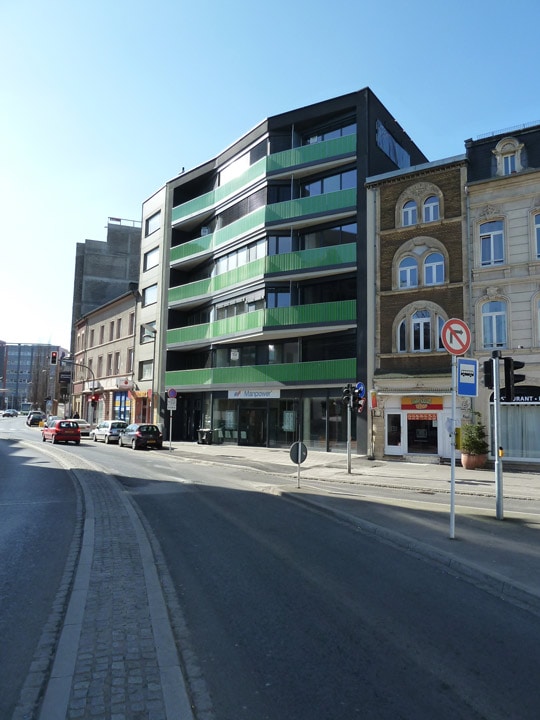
xmin=0 ymin=342 xmax=67 ymax=414
xmin=71 ymin=217 xmax=142 ymax=348
xmin=154 ymin=89 xmax=427 ymax=450
xmin=465 ymin=121 xmax=540 ymax=465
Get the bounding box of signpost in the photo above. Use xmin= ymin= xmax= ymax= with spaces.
xmin=290 ymin=441 xmax=308 ymax=488
xmin=441 ymin=319 xmax=471 ymax=539
xmin=167 ymin=389 xmax=177 ymax=452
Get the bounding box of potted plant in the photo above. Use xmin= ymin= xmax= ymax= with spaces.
xmin=460 ymin=412 xmax=489 ymax=469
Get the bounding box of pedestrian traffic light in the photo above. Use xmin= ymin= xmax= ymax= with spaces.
xmin=504 ymin=357 xmax=525 ymax=402
xmin=342 ymin=384 xmax=352 ymax=406
xmin=50 ymin=351 xmax=58 ymax=366
xmin=483 ymin=359 xmax=494 ymax=389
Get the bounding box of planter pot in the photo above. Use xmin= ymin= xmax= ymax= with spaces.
xmin=461 ymin=452 xmax=487 ymax=470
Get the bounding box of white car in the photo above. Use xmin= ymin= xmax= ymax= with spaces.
xmin=66 ymin=419 xmax=92 ymax=437
xmin=90 ymin=420 xmax=128 ymax=444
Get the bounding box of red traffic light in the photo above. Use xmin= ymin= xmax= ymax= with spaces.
xmin=50 ymin=351 xmax=58 ymax=365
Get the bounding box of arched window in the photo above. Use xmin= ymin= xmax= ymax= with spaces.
xmin=423 ymin=196 xmax=440 ymax=223
xmin=402 ymin=200 xmax=417 ymax=226
xmin=482 ymin=300 xmax=507 ymax=349
xmin=398 ymin=256 xmax=418 ymax=288
xmin=396 ymin=305 xmax=446 ymax=353
xmin=424 ymin=252 xmax=444 ymax=285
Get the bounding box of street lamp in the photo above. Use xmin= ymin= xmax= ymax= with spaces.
xmin=141 ymin=323 xmax=157 ymax=422
xmin=62 ymin=357 xmax=98 ymax=425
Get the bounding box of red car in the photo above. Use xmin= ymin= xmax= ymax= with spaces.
xmin=42 ymin=420 xmax=81 ymax=445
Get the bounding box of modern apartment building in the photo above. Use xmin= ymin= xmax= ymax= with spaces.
xmin=465 ymin=122 xmax=540 ymax=464
xmin=157 ymin=89 xmax=427 ymax=451
xmin=366 ymin=155 xmax=468 ymax=461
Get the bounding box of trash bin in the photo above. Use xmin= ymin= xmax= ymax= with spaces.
xmin=197 ymin=428 xmax=212 ymax=445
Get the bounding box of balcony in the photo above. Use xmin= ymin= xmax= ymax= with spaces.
xmin=168 ymin=244 xmax=356 ymax=307
xmin=170 ymin=189 xmax=356 ymax=267
xmin=165 ymin=357 xmax=356 ymax=389
xmin=166 ymin=300 xmax=356 ymax=348
xmin=171 ymin=134 xmax=357 ymax=226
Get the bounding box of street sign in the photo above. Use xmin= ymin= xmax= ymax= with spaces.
xmin=167 ymin=397 xmax=177 ymax=411
xmin=289 ymin=441 xmax=307 ymax=464
xmin=356 ymin=381 xmax=365 ymax=399
xmin=441 ymin=318 xmax=471 ymax=356
xmin=457 ymin=358 xmax=478 ymax=397
xmin=167 ymin=388 xmax=177 ymax=398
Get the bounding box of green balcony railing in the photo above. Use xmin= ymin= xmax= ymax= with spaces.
xmin=266 ymin=134 xmax=356 ymax=174
xmin=171 ymin=158 xmax=267 ymax=225
xmin=168 ymin=244 xmax=356 ymax=305
xmin=171 ymin=134 xmax=357 ymax=225
xmin=165 ymin=357 xmax=356 ymax=388
xmin=170 ymin=189 xmax=356 ymax=266
xmin=166 ymin=300 xmax=356 ymax=346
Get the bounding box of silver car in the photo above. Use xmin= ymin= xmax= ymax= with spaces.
xmin=90 ymin=420 xmax=128 ymax=444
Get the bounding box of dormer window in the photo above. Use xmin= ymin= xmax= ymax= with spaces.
xmin=493 ymin=136 xmax=525 ymax=177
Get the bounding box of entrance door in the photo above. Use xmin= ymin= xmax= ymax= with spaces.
xmin=407 ymin=415 xmax=438 ymax=454
xmin=239 ymin=406 xmax=266 ymax=446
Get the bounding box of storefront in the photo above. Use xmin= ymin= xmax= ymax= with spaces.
xmin=492 ymin=386 xmax=540 ymax=463
xmin=172 ymin=387 xmax=354 ymax=451
xmin=378 ymin=393 xmax=459 ymax=461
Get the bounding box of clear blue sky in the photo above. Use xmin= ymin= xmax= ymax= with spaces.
xmin=2 ymin=0 xmax=539 ymax=349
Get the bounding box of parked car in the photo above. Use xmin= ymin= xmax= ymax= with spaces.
xmin=26 ymin=411 xmax=47 ymax=426
xmin=90 ymin=420 xmax=128 ymax=444
xmin=2 ymin=409 xmax=18 ymax=417
xmin=42 ymin=420 xmax=81 ymax=445
xmin=119 ymin=423 xmax=163 ymax=450
xmin=66 ymin=418 xmax=92 ymax=437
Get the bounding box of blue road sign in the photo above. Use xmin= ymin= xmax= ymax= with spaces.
xmin=457 ymin=358 xmax=478 ymax=397
xmin=356 ymin=381 xmax=366 ymax=399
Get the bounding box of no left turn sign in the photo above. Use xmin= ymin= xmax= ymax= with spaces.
xmin=441 ymin=318 xmax=471 ymax=355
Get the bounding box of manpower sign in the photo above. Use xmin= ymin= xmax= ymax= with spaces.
xmin=228 ymin=389 xmax=281 ymax=399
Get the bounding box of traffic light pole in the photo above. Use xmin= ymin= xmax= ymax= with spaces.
xmin=492 ymin=352 xmax=504 ymax=520
xmin=346 ymin=396 xmax=352 ymax=474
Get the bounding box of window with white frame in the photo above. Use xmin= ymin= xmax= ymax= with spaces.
xmin=402 ymin=200 xmax=417 ymax=226
xmin=493 ymin=137 xmax=524 ymax=177
xmin=144 ymin=247 xmax=159 ymax=272
xmin=482 ymin=300 xmax=507 ymax=348
xmin=145 ymin=211 xmax=161 ymax=237
xmin=535 ymin=213 xmax=540 ymax=259
xmin=503 ymin=154 xmax=516 ymax=175
xmin=480 ymin=220 xmax=504 ymax=266
xmin=423 ymin=196 xmax=440 ymax=223
xmin=424 ymin=252 xmax=444 ymax=285
xmin=396 ymin=306 xmax=446 ymax=353
xmin=412 ymin=310 xmax=431 ymax=351
xmin=398 ymin=257 xmax=418 ymax=288
xmin=126 ymin=348 xmax=134 ymax=374
xmin=139 ymin=360 xmax=154 ymax=381
xmin=142 ymin=284 xmax=158 ymax=307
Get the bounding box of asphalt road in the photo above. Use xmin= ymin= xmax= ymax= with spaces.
xmin=0 ymin=435 xmax=77 ymax=718
xmin=121 ymin=462 xmax=540 ymax=720
xmin=7 ymin=422 xmax=540 ymax=719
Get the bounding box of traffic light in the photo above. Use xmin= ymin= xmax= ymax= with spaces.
xmin=483 ymin=359 xmax=494 ymax=389
xmin=50 ymin=351 xmax=58 ymax=366
xmin=504 ymin=357 xmax=525 ymax=402
xmin=342 ymin=384 xmax=352 ymax=406
xmin=90 ymin=394 xmax=99 ymax=407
